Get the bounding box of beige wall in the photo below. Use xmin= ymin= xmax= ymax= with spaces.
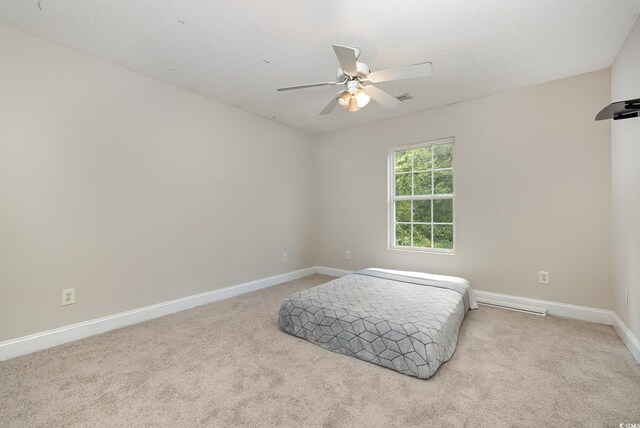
xmin=0 ymin=22 xmax=621 ymax=343
xmin=611 ymin=18 xmax=640 ymax=339
xmin=316 ymin=69 xmax=612 ymax=309
xmin=0 ymin=26 xmax=316 ymax=341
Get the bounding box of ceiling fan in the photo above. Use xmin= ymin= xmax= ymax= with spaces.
xmin=277 ymin=44 xmax=433 ymax=115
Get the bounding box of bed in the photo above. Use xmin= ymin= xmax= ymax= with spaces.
xmin=278 ymin=268 xmax=477 ymax=379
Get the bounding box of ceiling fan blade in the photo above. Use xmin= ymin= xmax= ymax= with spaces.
xmin=367 ymin=62 xmax=433 ymax=83
xmin=277 ymin=81 xmax=337 ymax=92
xmin=363 ymin=85 xmax=402 ymax=109
xmin=319 ymin=91 xmax=345 ymax=115
xmin=332 ymin=44 xmax=358 ymax=77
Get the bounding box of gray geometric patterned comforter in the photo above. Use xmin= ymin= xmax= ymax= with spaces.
xmin=278 ymin=268 xmax=476 ymax=379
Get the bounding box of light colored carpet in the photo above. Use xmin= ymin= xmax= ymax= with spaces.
xmin=1 ymin=274 xmax=638 ymax=427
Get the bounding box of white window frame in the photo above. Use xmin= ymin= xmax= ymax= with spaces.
xmin=388 ymin=137 xmax=456 ymax=254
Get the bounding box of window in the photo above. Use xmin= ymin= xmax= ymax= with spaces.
xmin=389 ymin=138 xmax=455 ymax=252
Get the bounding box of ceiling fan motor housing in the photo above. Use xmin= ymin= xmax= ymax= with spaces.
xmin=345 ymin=80 xmax=362 ymax=94
xmin=337 ymin=62 xmax=370 ymax=81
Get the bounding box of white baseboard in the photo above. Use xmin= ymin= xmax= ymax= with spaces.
xmin=316 ymin=266 xmax=352 ymax=277
xmin=611 ymin=312 xmax=640 ymax=364
xmin=473 ymin=290 xmax=613 ymax=325
xmin=0 ymin=266 xmax=317 ymax=362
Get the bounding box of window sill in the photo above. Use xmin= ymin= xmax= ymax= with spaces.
xmin=388 ymin=246 xmax=456 ymax=255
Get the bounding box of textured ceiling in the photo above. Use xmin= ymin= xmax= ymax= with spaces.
xmin=1 ymin=1 xmax=639 ymax=134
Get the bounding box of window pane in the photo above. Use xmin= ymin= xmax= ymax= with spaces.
xmin=433 ymin=144 xmax=453 ymax=168
xmin=395 ymin=173 xmax=412 ymax=196
xmin=413 ymin=147 xmax=432 ymax=171
xmin=433 ymin=224 xmax=453 ymax=249
xmin=395 ymin=224 xmax=412 ymax=246
xmin=433 ymin=170 xmax=453 ymax=194
xmin=395 ymin=150 xmax=412 ymax=173
xmin=414 ymin=172 xmax=432 ymax=195
xmin=433 ymin=199 xmax=453 ymax=223
xmin=395 ymin=201 xmax=411 ymax=222
xmin=413 ymin=224 xmax=432 ymax=248
xmin=413 ymin=200 xmax=431 ymax=223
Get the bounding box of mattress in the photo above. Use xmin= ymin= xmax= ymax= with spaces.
xmin=278 ymin=268 xmax=477 ymax=379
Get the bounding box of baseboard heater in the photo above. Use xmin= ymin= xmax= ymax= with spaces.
xmin=477 ymin=298 xmax=547 ymax=316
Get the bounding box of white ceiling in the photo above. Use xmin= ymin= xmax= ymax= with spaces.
xmin=1 ymin=1 xmax=639 ymax=134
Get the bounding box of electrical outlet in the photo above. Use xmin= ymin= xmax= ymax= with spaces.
xmin=346 ymin=251 xmax=351 ymax=260
xmin=62 ymin=288 xmax=76 ymax=306
xmin=624 ymin=288 xmax=628 ymax=307
xmin=538 ymin=271 xmax=550 ymax=285
xmin=282 ymin=253 xmax=288 ymax=263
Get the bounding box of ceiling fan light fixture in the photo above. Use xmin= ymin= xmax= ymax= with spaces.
xmin=347 ymin=96 xmax=360 ymax=112
xmin=338 ymin=91 xmax=351 ymax=107
xmin=355 ymin=89 xmax=370 ymax=108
